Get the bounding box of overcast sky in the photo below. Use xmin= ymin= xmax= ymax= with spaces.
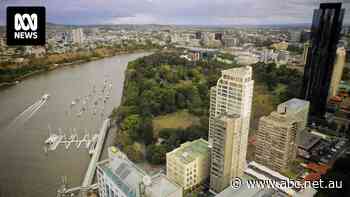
xmin=0 ymin=0 xmax=349 ymax=25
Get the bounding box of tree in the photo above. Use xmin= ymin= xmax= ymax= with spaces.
xmin=287 ymin=44 xmax=303 ymax=54
xmin=139 ymin=117 xmax=154 ymax=145
xmin=160 ymin=87 xmax=176 ymax=113
xmin=115 ymin=131 xmax=133 ymax=149
xmin=146 ymin=144 xmax=167 ymax=165
xmin=125 ymin=145 xmax=144 ymax=162
xmin=342 ymin=67 xmax=350 ymax=81
xmin=124 ymin=81 xmax=140 ymax=105
xmin=121 ymin=114 xmax=141 ymax=140
xmin=189 ymin=87 xmax=203 ymax=115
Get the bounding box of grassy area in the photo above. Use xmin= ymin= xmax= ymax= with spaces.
xmin=152 ymin=110 xmax=200 ymax=136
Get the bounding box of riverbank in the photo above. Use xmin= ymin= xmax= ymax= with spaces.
xmin=0 ymin=48 xmax=158 ymax=88
xmin=0 ymin=52 xmax=148 ymax=197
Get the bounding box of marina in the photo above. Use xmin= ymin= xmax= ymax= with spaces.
xmin=0 ymin=53 xmax=150 ymax=197
xmin=57 ymin=119 xmax=111 ymax=197
xmin=45 ymin=131 xmax=99 ymax=153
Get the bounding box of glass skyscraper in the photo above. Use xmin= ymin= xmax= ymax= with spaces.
xmin=301 ymin=3 xmax=345 ymax=118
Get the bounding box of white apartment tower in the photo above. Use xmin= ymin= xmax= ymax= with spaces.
xmin=209 ymin=66 xmax=254 ymax=193
xmin=72 ymin=28 xmax=85 ymax=44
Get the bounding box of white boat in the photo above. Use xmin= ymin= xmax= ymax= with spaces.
xmin=45 ymin=134 xmax=59 ymax=144
xmin=41 ymin=94 xmax=50 ymax=102
xmin=71 ymin=101 xmax=76 ymax=106
xmin=48 ymin=135 xmax=63 ymax=151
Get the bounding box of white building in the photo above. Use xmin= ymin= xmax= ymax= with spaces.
xmin=277 ymin=50 xmax=290 ymax=66
xmin=97 ymin=147 xmax=182 ymax=197
xmin=290 ymin=30 xmax=301 ymax=43
xmin=72 ymin=28 xmax=85 ymax=44
xmin=209 ymin=66 xmax=254 ymax=193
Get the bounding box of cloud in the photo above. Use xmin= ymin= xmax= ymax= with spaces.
xmin=0 ymin=0 xmax=349 ymax=25
xmin=107 ymin=14 xmax=161 ymax=25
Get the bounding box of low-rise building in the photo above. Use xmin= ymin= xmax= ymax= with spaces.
xmin=97 ymin=147 xmax=182 ymax=197
xmin=271 ymin=41 xmax=289 ymax=51
xmin=166 ymin=139 xmax=210 ymax=191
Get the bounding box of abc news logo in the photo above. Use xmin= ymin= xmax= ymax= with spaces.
xmin=7 ymin=7 xmax=45 ymax=46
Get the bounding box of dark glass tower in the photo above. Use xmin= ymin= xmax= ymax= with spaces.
xmin=301 ymin=3 xmax=345 ymax=118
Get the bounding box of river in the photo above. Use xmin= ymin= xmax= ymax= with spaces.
xmin=0 ymin=52 xmax=150 ymax=197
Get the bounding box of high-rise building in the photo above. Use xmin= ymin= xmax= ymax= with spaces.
xmin=208 ymin=66 xmax=254 ymax=193
xmin=214 ymin=33 xmax=223 ymax=41
xmin=222 ymin=36 xmax=238 ymax=48
xmin=209 ymin=114 xmax=242 ymax=193
xmin=302 ymin=42 xmax=310 ymax=65
xmin=329 ymin=47 xmax=347 ymax=97
xmin=300 ymin=30 xmax=311 ymax=43
xmin=195 ymin=32 xmax=202 ymax=40
xmin=301 ymin=3 xmax=345 ymax=118
xmin=289 ymin=30 xmax=301 ymax=43
xmin=255 ymin=98 xmax=309 ymax=172
xmin=166 ymin=139 xmax=210 ymax=191
xmin=72 ymin=28 xmax=85 ymax=44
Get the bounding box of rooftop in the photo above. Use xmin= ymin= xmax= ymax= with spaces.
xmin=177 ymin=46 xmax=218 ymax=52
xmin=168 ymin=138 xmax=209 ymax=164
xmin=277 ymin=98 xmax=309 ymax=115
xmin=215 ymin=175 xmax=283 ymax=197
xmin=297 ymin=130 xmax=322 ymax=151
xmin=145 ymin=174 xmax=182 ymax=197
xmin=98 ymin=154 xmax=183 ymax=197
xmin=98 ymin=157 xmax=147 ymax=197
xmin=221 ymin=66 xmax=252 ymax=78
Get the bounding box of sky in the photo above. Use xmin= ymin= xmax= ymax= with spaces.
xmin=0 ymin=0 xmax=349 ymax=26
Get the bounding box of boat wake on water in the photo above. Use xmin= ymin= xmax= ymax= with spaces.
xmin=6 ymin=94 xmax=50 ymax=130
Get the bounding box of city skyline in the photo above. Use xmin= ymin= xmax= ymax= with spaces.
xmin=0 ymin=0 xmax=350 ymax=26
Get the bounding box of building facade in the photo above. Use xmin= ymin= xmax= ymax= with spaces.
xmin=210 ymin=114 xmax=242 ymax=193
xmin=97 ymin=147 xmax=182 ymax=197
xmin=329 ymin=47 xmax=347 ymax=97
xmin=301 ymin=3 xmax=345 ymax=118
xmin=255 ymin=98 xmax=310 ymax=172
xmin=72 ymin=28 xmax=85 ymax=44
xmin=166 ymin=139 xmax=210 ymax=191
xmin=208 ymin=66 xmax=254 ymax=193
xmin=302 ymin=42 xmax=310 ymax=65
